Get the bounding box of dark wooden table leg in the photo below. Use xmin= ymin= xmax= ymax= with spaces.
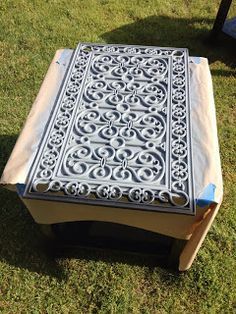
xmin=211 ymin=0 xmax=232 ymax=39
xmin=168 ymin=238 xmax=187 ymax=270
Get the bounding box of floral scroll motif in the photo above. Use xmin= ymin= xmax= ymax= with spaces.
xmin=25 ymin=43 xmax=194 ymax=214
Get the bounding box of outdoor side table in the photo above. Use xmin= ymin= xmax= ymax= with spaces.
xmin=0 ymin=43 xmax=223 ymax=271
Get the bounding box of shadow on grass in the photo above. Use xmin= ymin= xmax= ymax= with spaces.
xmin=0 ymin=135 xmax=66 ymax=280
xmin=0 ymin=135 xmax=180 ymax=280
xmin=101 ymin=15 xmax=236 ymax=73
xmin=47 ymin=221 xmax=176 ymax=269
xmin=0 ymin=186 xmax=180 ymax=280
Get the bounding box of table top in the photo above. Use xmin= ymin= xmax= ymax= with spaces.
xmin=24 ymin=43 xmax=195 ymax=215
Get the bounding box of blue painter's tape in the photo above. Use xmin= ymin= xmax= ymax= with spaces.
xmin=190 ymin=56 xmax=201 ymax=64
xmin=196 ymin=183 xmax=216 ymax=207
xmin=16 ymin=183 xmax=26 ymax=196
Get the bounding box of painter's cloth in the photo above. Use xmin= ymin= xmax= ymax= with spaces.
xmin=0 ymin=50 xmax=223 ymax=207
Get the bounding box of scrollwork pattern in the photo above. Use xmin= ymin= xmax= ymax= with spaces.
xmin=25 ymin=43 xmax=194 ymax=214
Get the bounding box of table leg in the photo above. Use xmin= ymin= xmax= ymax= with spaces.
xmin=168 ymin=239 xmax=187 ymax=269
xmin=211 ymin=0 xmax=232 ymax=38
xmin=179 ymin=201 xmax=222 ymax=271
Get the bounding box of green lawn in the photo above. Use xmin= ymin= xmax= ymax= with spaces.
xmin=0 ymin=0 xmax=236 ymax=313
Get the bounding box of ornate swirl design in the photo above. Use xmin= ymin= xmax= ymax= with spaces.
xmin=25 ymin=43 xmax=194 ymax=214
xmin=64 ymin=182 xmax=91 ymax=196
xmin=129 ymin=188 xmax=155 ymax=204
xmin=97 ymin=185 xmax=122 ymax=200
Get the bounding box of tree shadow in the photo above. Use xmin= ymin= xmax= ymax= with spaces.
xmin=101 ymin=15 xmax=236 ymax=73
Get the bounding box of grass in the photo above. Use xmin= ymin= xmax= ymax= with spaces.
xmin=0 ymin=0 xmax=236 ymax=312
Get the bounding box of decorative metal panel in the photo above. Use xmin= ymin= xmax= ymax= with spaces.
xmin=24 ymin=43 xmax=195 ymax=214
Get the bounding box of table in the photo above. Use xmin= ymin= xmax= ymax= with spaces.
xmin=0 ymin=43 xmax=223 ymax=270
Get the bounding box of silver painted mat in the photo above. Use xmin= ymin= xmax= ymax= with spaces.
xmin=24 ymin=43 xmax=195 ymax=214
